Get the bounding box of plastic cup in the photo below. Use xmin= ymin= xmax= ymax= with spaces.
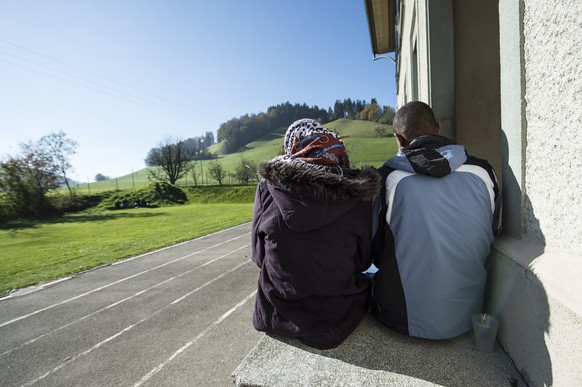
xmin=471 ymin=313 xmax=499 ymax=352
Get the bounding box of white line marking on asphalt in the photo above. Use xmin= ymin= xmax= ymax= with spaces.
xmin=1 ymin=244 xmax=250 ymax=357
xmin=133 ymin=290 xmax=257 ymax=387
xmin=0 ymin=231 xmax=250 ymax=328
xmin=110 ymin=223 xmax=250 ymax=267
xmin=18 ymin=257 xmax=253 ymax=387
xmin=21 ymin=325 xmax=135 ymax=387
xmin=1 ymin=223 xmax=250 ymax=302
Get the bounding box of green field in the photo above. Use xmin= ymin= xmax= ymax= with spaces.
xmin=76 ymin=119 xmax=397 ymax=193
xmin=3 ymin=118 xmax=399 ymax=296
xmin=0 ymin=202 xmax=253 ymax=296
xmin=325 ymin=118 xmax=393 ymax=138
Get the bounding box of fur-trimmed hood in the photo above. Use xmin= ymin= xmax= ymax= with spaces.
xmin=257 ymin=160 xmax=381 ymax=232
xmin=259 ymin=161 xmax=381 ymax=202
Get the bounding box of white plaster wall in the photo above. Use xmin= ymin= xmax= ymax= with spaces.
xmin=391 ymin=1 xmax=582 ymax=384
xmin=396 ymin=0 xmax=430 ymax=107
xmin=416 ymin=0 xmax=430 ymax=103
xmin=396 ymin=0 xmax=413 ymax=105
xmin=523 ymin=0 xmax=582 ymax=254
xmin=494 ymin=2 xmax=582 ymax=384
xmin=489 ymin=237 xmax=582 ymax=386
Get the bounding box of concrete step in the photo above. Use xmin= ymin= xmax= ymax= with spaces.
xmin=232 ymin=314 xmax=526 ymax=386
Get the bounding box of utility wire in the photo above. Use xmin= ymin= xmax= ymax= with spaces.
xmin=0 ymin=56 xmax=218 ymax=126
xmin=0 ymin=38 xmax=227 ymax=125
xmin=0 ymin=58 xmax=221 ymax=125
xmin=0 ymin=38 xmax=226 ymax=122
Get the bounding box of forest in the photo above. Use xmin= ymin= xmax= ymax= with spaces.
xmin=216 ymin=99 xmax=394 ymax=154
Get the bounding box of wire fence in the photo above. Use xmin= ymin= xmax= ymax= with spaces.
xmin=72 ymin=170 xmax=256 ymax=194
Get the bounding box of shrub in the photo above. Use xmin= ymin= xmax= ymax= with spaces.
xmin=48 ymin=192 xmax=107 ymax=213
xmin=186 ymin=185 xmax=256 ymax=204
xmin=97 ymin=182 xmax=188 ymax=210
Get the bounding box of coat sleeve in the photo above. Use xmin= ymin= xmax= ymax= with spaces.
xmin=372 ymin=165 xmax=393 ymax=269
xmin=251 ymin=182 xmax=266 ymax=268
xmin=371 ymin=194 xmax=385 ymax=268
xmin=465 ymin=155 xmax=502 ymax=234
xmin=355 ymin=202 xmax=374 ymax=272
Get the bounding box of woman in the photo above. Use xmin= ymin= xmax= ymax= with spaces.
xmin=251 ymin=118 xmax=381 ymax=349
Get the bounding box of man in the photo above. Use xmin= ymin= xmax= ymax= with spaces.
xmin=371 ymin=101 xmax=501 ymax=339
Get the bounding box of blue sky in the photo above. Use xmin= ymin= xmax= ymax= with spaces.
xmin=0 ymin=1 xmax=397 ymax=181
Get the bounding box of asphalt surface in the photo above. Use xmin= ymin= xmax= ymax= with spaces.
xmin=0 ymin=222 xmax=263 ymax=387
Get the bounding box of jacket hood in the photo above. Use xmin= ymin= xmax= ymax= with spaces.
xmin=259 ymin=160 xmax=381 ymax=231
xmin=385 ymin=135 xmax=467 ymax=177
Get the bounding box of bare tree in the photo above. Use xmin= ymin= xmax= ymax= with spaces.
xmin=374 ymin=126 xmax=388 ymax=137
xmin=207 ymin=160 xmax=226 ymax=186
xmin=38 ymin=131 xmax=78 ymax=196
xmin=0 ymin=141 xmax=61 ymax=217
xmin=234 ymin=156 xmax=257 ymax=184
xmin=190 ymin=160 xmax=200 ymax=186
xmin=145 ymin=138 xmax=195 ymax=185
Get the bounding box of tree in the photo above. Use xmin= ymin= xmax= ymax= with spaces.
xmin=378 ymin=105 xmax=396 ymax=125
xmin=344 ymin=98 xmax=354 ymax=119
xmin=203 ymin=131 xmax=215 ymax=147
xmin=190 ymin=160 xmax=200 ymax=186
xmin=145 ymin=138 xmax=195 ymax=185
xmin=327 ymin=107 xmax=335 ymax=121
xmin=359 ymin=102 xmax=382 ymax=121
xmin=334 ymin=100 xmax=345 ymax=119
xmin=216 ymin=102 xmax=331 ymax=155
xmin=95 ymin=173 xmax=109 ymax=181
xmin=38 ymin=131 xmax=78 ymax=197
xmin=374 ymin=126 xmax=389 ymax=137
xmin=206 ymin=160 xmax=226 ymax=186
xmin=234 ymin=156 xmax=257 ymax=184
xmin=0 ymin=141 xmax=61 ymax=218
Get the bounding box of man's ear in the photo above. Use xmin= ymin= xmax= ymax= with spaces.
xmin=394 ymin=133 xmax=408 ymax=149
xmin=435 ymin=123 xmax=441 ymax=135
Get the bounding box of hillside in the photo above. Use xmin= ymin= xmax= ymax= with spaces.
xmin=325 ymin=118 xmax=393 ymax=138
xmin=80 ymin=119 xmax=397 ymax=193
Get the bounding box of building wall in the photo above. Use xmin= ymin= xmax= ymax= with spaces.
xmin=493 ymin=0 xmax=582 ymax=385
xmin=522 ymin=0 xmax=582 ymax=253
xmin=453 ymin=0 xmax=502 ymax=176
xmin=396 ymin=0 xmax=455 ymax=140
xmin=396 ymin=0 xmax=430 ymax=105
xmin=390 ymin=0 xmax=582 ymax=385
xmin=396 ymin=0 xmax=420 ymax=104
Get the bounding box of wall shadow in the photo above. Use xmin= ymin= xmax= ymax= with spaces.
xmin=482 ymin=131 xmax=552 ymax=385
xmin=0 ymin=211 xmax=164 ymax=232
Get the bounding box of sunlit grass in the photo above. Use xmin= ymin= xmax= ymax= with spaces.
xmin=343 ymin=137 xmax=397 ymax=168
xmin=77 ymin=119 xmax=396 ymax=193
xmin=7 ymin=119 xmax=401 ymax=296
xmin=0 ymin=203 xmax=252 ymax=296
xmin=325 ymin=118 xmax=393 ymax=138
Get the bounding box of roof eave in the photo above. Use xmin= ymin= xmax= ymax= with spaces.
xmin=364 ymin=0 xmax=397 ymax=55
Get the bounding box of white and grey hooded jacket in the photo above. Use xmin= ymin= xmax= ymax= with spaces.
xmin=371 ymin=135 xmax=501 ymax=340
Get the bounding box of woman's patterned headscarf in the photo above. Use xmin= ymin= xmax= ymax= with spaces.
xmin=274 ymin=118 xmax=350 ymax=175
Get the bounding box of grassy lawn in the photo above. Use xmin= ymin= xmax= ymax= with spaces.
xmin=77 ymin=119 xmax=397 ymax=194
xmin=0 ymin=203 xmax=253 ymax=296
xmin=325 ymin=118 xmax=393 ymax=138
xmin=78 ymin=136 xmax=396 ymax=193
xmin=3 ymin=119 xmax=400 ymax=297
xmin=343 ymin=137 xmax=396 ymax=168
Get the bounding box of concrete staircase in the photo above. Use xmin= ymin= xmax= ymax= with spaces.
xmin=232 ymin=314 xmax=525 ymax=386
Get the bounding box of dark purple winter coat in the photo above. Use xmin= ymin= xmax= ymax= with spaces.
xmin=251 ymin=160 xmax=381 ymax=349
